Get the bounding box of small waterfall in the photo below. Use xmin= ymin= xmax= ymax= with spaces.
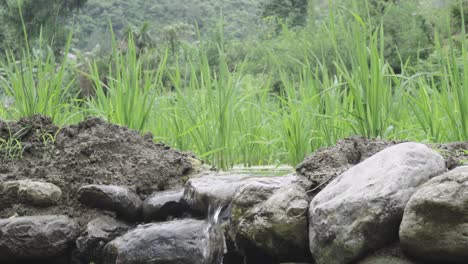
xmin=203 ymin=204 xmax=227 ymax=264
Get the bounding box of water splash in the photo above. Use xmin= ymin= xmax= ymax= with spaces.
xmin=203 ymin=204 xmax=227 ymax=264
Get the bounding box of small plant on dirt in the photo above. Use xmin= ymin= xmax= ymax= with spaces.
xmin=39 ymin=128 xmax=60 ymax=146
xmin=0 ymin=128 xmax=24 ymax=160
xmin=461 ymin=149 xmax=468 ymax=165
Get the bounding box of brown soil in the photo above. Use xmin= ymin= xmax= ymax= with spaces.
xmin=0 ymin=116 xmax=202 ymax=225
xmin=296 ymin=136 xmax=468 ymax=195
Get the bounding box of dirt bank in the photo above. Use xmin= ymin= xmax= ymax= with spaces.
xmin=0 ymin=116 xmax=201 ymax=224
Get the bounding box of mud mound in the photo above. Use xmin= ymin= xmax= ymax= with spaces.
xmin=296 ymin=136 xmax=468 ymax=195
xmin=0 ymin=116 xmax=201 ymax=224
xmin=433 ymin=141 xmax=468 ymax=170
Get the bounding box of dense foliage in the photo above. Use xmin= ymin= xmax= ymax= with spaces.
xmin=0 ymin=0 xmax=87 ymax=53
xmin=0 ymin=0 xmax=467 ymax=169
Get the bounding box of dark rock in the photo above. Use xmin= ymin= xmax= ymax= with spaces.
xmin=102 ymin=219 xmax=224 ymax=264
xmin=142 ymin=189 xmax=189 ymax=221
xmin=77 ymin=185 xmax=142 ymax=221
xmin=75 ymin=215 xmax=131 ymax=264
xmin=0 ymin=215 xmax=80 ymax=262
xmin=399 ymin=166 xmax=468 ymax=264
xmin=309 ymin=143 xmax=446 ymax=264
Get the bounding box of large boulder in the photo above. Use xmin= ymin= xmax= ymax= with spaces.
xmin=0 ymin=215 xmax=80 ymax=262
xmin=296 ymin=136 xmax=399 ymax=194
xmin=183 ymin=172 xmax=297 ymax=215
xmin=102 ymin=219 xmax=224 ymax=264
xmin=143 ymin=189 xmax=189 ymax=221
xmin=236 ymin=183 xmax=311 ymax=263
xmin=308 ymin=142 xmax=446 ymax=264
xmin=75 ymin=215 xmax=131 ymax=263
xmin=0 ymin=180 xmax=62 ymax=208
xmin=399 ymin=166 xmax=468 ymax=264
xmin=77 ymin=184 xmax=143 ymax=221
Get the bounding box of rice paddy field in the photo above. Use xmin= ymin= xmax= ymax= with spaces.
xmin=0 ymin=1 xmax=467 ymax=170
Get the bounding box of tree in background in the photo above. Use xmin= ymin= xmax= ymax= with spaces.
xmin=450 ymin=0 xmax=468 ymax=33
xmin=0 ymin=0 xmax=88 ymax=54
xmin=346 ymin=0 xmax=433 ymax=73
xmin=261 ymin=0 xmax=308 ymax=35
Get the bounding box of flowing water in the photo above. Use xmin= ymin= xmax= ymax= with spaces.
xmin=193 ymin=165 xmax=294 ymax=264
xmin=203 ymin=204 xmax=225 ymax=264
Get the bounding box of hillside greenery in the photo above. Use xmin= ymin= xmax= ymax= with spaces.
xmin=0 ymin=0 xmax=467 ymax=169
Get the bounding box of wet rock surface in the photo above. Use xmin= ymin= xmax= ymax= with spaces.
xmin=399 ymin=166 xmax=468 ymax=264
xmin=78 ymin=184 xmax=142 ymax=221
xmin=102 ymin=219 xmax=224 ymax=264
xmin=183 ymin=172 xmax=298 ymax=215
xmin=236 ymin=183 xmax=311 ymax=263
xmin=0 ymin=215 xmax=80 ymax=262
xmin=75 ymin=216 xmax=131 ymax=264
xmin=143 ymin=189 xmax=189 ymax=221
xmin=308 ymin=143 xmax=446 ymax=264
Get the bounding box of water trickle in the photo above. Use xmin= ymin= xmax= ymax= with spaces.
xmin=203 ymin=204 xmax=227 ymax=264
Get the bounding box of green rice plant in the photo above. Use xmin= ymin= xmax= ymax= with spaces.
xmin=439 ymin=33 xmax=468 ymax=141
xmin=0 ymin=33 xmax=78 ymax=124
xmin=406 ymin=73 xmax=447 ymax=142
xmin=86 ymin=31 xmax=168 ymax=131
xmin=0 ymin=126 xmax=24 ymax=160
xmin=0 ymin=2 xmax=78 ymax=124
xmin=0 ymin=137 xmax=23 ymax=160
xmin=335 ymin=20 xmax=395 ymax=139
xmin=167 ymin=45 xmax=240 ymax=169
xmin=409 ymin=9 xmax=468 ymax=142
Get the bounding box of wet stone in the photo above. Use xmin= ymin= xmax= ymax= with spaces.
xmin=142 ymin=189 xmax=189 ymax=221
xmin=77 ymin=184 xmax=143 ymax=221
xmin=102 ymin=219 xmax=224 ymax=264
xmin=0 ymin=215 xmax=80 ymax=262
xmin=75 ymin=215 xmax=131 ymax=264
xmin=183 ymin=172 xmax=298 ymax=215
xmin=236 ymin=183 xmax=311 ymax=263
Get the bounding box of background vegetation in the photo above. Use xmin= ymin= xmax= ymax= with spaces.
xmin=0 ymin=0 xmax=467 ymax=169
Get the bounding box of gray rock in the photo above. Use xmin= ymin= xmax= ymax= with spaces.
xmin=102 ymin=219 xmax=224 ymax=264
xmin=309 ymin=142 xmax=446 ymax=264
xmin=143 ymin=189 xmax=189 ymax=221
xmin=296 ymin=136 xmax=399 ymax=194
xmin=75 ymin=215 xmax=131 ymax=263
xmin=399 ymin=166 xmax=468 ymax=264
xmin=0 ymin=180 xmax=62 ymax=208
xmin=356 ymin=243 xmax=420 ymax=264
xmin=231 ymin=178 xmax=292 ymax=223
xmin=0 ymin=215 xmax=80 ymax=261
xmin=236 ymin=183 xmax=311 ymax=262
xmin=77 ymin=184 xmax=143 ymax=221
xmin=183 ymin=172 xmax=297 ymax=215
